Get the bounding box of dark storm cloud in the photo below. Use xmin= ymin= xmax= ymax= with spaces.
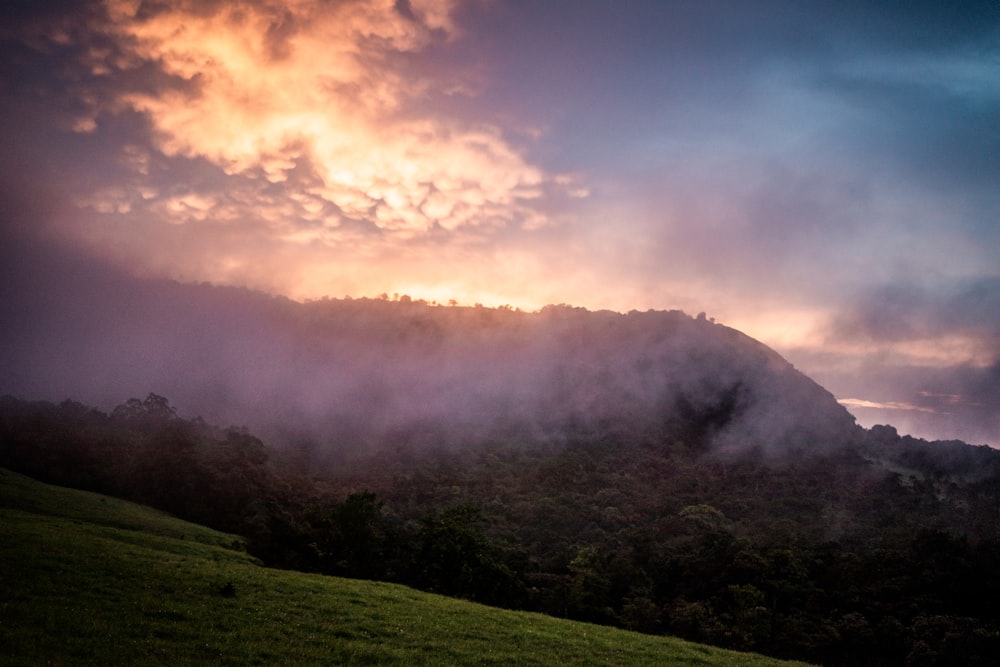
xmin=815 ymin=0 xmax=1000 ymax=48
xmin=815 ymin=62 xmax=1000 ymax=196
xmin=817 ymin=278 xmax=1000 ymax=445
xmin=0 ymin=0 xmax=192 ymax=195
xmin=831 ymin=278 xmax=1000 ymax=346
xmin=787 ymin=3 xmax=1000 ymax=203
xmin=844 ymin=360 xmax=1000 ymax=448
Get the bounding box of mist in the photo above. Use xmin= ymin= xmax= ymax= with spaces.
xmin=0 ymin=227 xmax=861 ymax=460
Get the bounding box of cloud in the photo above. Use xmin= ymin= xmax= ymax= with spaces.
xmin=835 ymin=363 xmax=1000 ymax=446
xmin=838 ymin=398 xmax=936 ymax=414
xmin=0 ymin=0 xmax=580 ymax=300
xmin=2 ymin=0 xmax=998 ymax=448
xmin=92 ymin=0 xmax=552 ymax=236
xmin=828 ymin=279 xmax=1000 ymax=360
xmin=792 ymin=277 xmax=1000 ymax=445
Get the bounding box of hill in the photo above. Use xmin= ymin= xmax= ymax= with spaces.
xmin=0 ymin=266 xmax=859 ymax=458
xmin=3 ymin=290 xmax=1000 ymax=664
xmin=0 ymin=467 xmax=808 ymax=666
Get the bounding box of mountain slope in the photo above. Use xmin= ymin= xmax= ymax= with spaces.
xmin=0 ymin=261 xmax=861 ymax=459
xmin=0 ymin=467 xmax=809 ymax=666
xmin=5 ymin=269 xmax=1000 ymax=664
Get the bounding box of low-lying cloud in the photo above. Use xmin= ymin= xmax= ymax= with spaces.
xmin=0 ymin=229 xmax=860 ymax=458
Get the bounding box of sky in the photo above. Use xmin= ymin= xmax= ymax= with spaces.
xmin=1 ymin=0 xmax=998 ymax=445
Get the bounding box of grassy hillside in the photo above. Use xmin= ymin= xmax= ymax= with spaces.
xmin=0 ymin=468 xmax=808 ymax=666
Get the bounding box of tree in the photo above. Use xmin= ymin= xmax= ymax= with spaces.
xmin=330 ymin=492 xmax=385 ymax=579
xmin=567 ymin=545 xmax=614 ymax=623
xmin=722 ymin=583 xmax=771 ymax=650
xmin=111 ymin=393 xmax=178 ymax=422
xmin=410 ymin=505 xmax=524 ymax=607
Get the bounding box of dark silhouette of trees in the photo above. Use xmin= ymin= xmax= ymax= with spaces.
xmin=307 ymin=491 xmax=386 ymax=579
xmin=406 ymin=504 xmax=525 ymax=608
xmin=4 ymin=392 xmax=1000 ymax=665
xmin=111 ymin=392 xmax=178 ymax=422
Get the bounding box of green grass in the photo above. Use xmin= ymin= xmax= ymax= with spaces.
xmin=0 ymin=468 xmax=810 ymax=665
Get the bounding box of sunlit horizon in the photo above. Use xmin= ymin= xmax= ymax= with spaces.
xmin=1 ymin=0 xmax=997 ymax=446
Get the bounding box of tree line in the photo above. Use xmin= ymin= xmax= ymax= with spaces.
xmin=2 ymin=393 xmax=1000 ymax=665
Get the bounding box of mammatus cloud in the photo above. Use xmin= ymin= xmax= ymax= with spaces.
xmin=101 ymin=0 xmax=551 ymax=230
xmin=29 ymin=0 xmax=583 ymax=298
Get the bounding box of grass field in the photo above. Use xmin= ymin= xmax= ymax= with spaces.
xmin=0 ymin=468 xmax=811 ymax=665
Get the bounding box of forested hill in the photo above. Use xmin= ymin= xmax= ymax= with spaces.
xmin=4 ymin=389 xmax=1000 ymax=665
xmin=283 ymin=299 xmax=862 ymax=459
xmin=1 ymin=268 xmax=860 ymax=459
xmin=4 ymin=282 xmax=1000 ymax=664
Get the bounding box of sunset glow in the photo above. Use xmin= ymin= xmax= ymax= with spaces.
xmin=99 ymin=0 xmax=556 ymax=242
xmin=1 ymin=0 xmax=998 ymax=445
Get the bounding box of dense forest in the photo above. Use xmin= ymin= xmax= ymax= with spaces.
xmin=3 ymin=299 xmax=1000 ymax=665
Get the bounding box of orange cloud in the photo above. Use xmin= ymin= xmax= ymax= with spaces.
xmin=101 ymin=0 xmax=551 ymax=238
